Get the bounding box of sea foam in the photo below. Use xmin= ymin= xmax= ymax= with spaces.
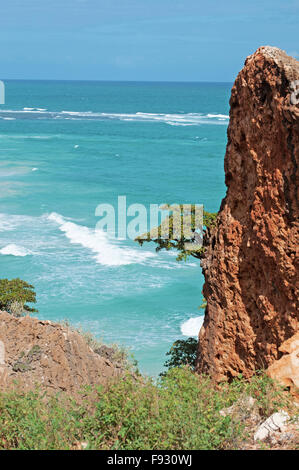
xmin=47 ymin=212 xmax=155 ymax=267
xmin=0 ymin=243 xmax=31 ymax=257
xmin=180 ymin=316 xmax=204 ymax=337
xmin=0 ymin=109 xmax=229 ymax=126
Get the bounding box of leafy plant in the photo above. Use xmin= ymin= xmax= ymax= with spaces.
xmin=136 ymin=207 xmax=217 ymax=261
xmin=0 ymin=278 xmax=38 ymax=316
xmin=198 ymin=296 xmax=207 ymax=311
xmin=0 ymin=368 xmax=296 ymax=450
xmin=163 ymin=338 xmax=198 ymax=372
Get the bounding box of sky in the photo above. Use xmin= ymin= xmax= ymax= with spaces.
xmin=0 ymin=0 xmax=298 ymax=81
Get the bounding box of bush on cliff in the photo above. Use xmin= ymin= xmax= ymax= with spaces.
xmin=135 ymin=207 xmax=217 ymax=262
xmin=0 ymin=278 xmax=37 ymax=316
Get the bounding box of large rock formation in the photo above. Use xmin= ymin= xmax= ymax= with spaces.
xmin=197 ymin=47 xmax=299 ymax=381
xmin=0 ymin=311 xmax=121 ymax=395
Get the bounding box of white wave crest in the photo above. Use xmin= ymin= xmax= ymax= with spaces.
xmin=47 ymin=212 xmax=155 ymax=266
xmin=0 ymin=243 xmax=32 ymax=257
xmin=206 ymin=113 xmax=229 ymax=119
xmin=0 ymin=109 xmax=229 ymax=126
xmin=23 ymin=107 xmax=47 ymax=112
xmin=180 ymin=316 xmax=204 ymax=337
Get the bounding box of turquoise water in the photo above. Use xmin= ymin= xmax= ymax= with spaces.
xmin=0 ymin=81 xmax=230 ymax=375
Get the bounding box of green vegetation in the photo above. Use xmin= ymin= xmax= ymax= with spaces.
xmin=198 ymin=296 xmax=207 ymax=311
xmin=161 ymin=295 xmax=207 ymax=374
xmin=12 ymin=345 xmax=42 ymax=373
xmin=163 ymin=337 xmax=198 ymax=373
xmin=0 ymin=368 xmax=295 ymax=450
xmin=0 ymin=278 xmax=37 ymax=316
xmin=136 ymin=207 xmax=217 ymax=261
xmin=203 ymin=211 xmax=218 ymax=231
xmin=0 ymin=281 xmax=296 ymax=450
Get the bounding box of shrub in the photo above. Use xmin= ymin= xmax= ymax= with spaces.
xmin=135 ymin=208 xmax=217 ymax=261
xmin=0 ymin=368 xmax=294 ymax=450
xmin=163 ymin=337 xmax=198 ymax=373
xmin=0 ymin=278 xmax=37 ymax=316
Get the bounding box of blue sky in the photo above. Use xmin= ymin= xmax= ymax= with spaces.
xmin=1 ymin=0 xmax=298 ymax=81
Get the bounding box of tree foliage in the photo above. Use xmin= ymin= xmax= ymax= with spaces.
xmin=163 ymin=337 xmax=198 ymax=372
xmin=136 ymin=207 xmax=217 ymax=261
xmin=0 ymin=278 xmax=38 ymax=316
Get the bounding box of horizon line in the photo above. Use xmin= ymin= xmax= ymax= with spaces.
xmin=1 ymin=78 xmax=234 ymax=84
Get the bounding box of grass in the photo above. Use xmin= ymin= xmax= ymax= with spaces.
xmin=0 ymin=367 xmax=296 ymax=450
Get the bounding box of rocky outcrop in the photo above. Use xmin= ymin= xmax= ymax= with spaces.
xmin=267 ymin=332 xmax=299 ymax=401
xmin=197 ymin=47 xmax=299 ymax=381
xmin=0 ymin=311 xmax=121 ymax=395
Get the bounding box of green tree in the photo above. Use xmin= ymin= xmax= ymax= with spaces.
xmin=163 ymin=337 xmax=198 ymax=373
xmin=136 ymin=207 xmax=217 ymax=261
xmin=0 ymin=278 xmax=38 ymax=317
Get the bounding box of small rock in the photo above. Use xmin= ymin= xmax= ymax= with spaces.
xmin=220 ymin=405 xmax=234 ymax=417
xmin=254 ymin=411 xmax=290 ymax=442
xmin=0 ymin=340 xmax=5 ymax=365
xmin=277 ymin=432 xmax=294 ymax=444
xmin=94 ymin=345 xmax=115 ymax=361
xmin=220 ymin=395 xmax=256 ymax=418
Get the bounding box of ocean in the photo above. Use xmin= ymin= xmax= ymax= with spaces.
xmin=0 ymin=80 xmax=231 ymax=375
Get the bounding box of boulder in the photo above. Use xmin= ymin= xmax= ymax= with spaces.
xmin=254 ymin=411 xmax=290 ymax=442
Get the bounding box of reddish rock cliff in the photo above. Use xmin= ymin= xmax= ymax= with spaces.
xmin=197 ymin=47 xmax=299 ymax=381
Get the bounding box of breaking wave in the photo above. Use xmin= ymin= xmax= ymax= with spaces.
xmin=0 ymin=212 xmax=196 ymax=269
xmin=0 ymin=109 xmax=229 ymax=126
xmin=0 ymin=243 xmax=32 ymax=257
xmin=181 ymin=316 xmax=204 ymax=337
xmin=47 ymin=212 xmax=155 ymax=267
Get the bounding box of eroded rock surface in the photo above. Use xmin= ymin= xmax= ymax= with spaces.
xmin=0 ymin=311 xmax=121 ymax=395
xmin=267 ymin=332 xmax=299 ymax=400
xmin=197 ymin=47 xmax=299 ymax=381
